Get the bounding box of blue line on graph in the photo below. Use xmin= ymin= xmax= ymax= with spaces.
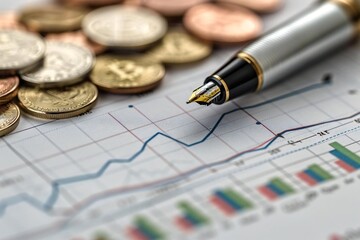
xmin=0 ymin=80 xmax=337 ymax=216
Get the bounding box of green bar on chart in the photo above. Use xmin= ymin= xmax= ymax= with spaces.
xmin=135 ymin=216 xmax=164 ymax=240
xmin=330 ymin=142 xmax=360 ymax=164
xmin=309 ymin=164 xmax=333 ymax=180
xmin=178 ymin=201 xmax=210 ymax=225
xmin=271 ymin=178 xmax=295 ymax=194
xmin=223 ymin=188 xmax=253 ymax=209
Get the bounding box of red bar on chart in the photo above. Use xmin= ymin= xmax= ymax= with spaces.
xmin=336 ymin=160 xmax=356 ymax=173
xmin=209 ymin=195 xmax=236 ymax=216
xmin=257 ymin=186 xmax=277 ymax=201
xmin=297 ymin=172 xmax=317 ymax=186
xmin=175 ymin=216 xmax=193 ymax=232
xmin=126 ymin=227 xmax=148 ymax=240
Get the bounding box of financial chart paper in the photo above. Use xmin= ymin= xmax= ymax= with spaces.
xmin=2 ymin=0 xmax=360 ymax=240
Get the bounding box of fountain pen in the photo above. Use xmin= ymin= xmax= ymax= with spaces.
xmin=187 ymin=0 xmax=360 ymax=105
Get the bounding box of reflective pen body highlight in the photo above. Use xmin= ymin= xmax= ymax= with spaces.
xmin=188 ymin=0 xmax=360 ymax=105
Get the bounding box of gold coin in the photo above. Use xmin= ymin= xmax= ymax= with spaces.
xmin=17 ymin=81 xmax=98 ymax=119
xmin=0 ymin=103 xmax=20 ymax=137
xmin=147 ymin=29 xmax=213 ymax=64
xmin=90 ymin=55 xmax=165 ymax=94
xmin=19 ymin=6 xmax=88 ymax=33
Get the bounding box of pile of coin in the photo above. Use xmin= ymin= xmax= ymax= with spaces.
xmin=0 ymin=0 xmax=282 ymax=137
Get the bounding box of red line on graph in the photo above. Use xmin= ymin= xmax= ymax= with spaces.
xmin=297 ymin=172 xmax=317 ymax=186
xmin=258 ymin=186 xmax=277 ymax=201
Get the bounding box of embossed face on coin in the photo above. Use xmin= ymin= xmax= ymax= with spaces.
xmin=0 ymin=103 xmax=20 ymax=137
xmin=20 ymin=41 xmax=95 ymax=88
xmin=17 ymin=81 xmax=98 ymax=119
xmin=184 ymin=3 xmax=263 ymax=44
xmin=19 ymin=6 xmax=87 ymax=33
xmin=0 ymin=30 xmax=45 ymax=75
xmin=148 ymin=29 xmax=212 ymax=64
xmin=90 ymin=55 xmax=165 ymax=94
xmin=82 ymin=6 xmax=167 ymax=49
xmin=0 ymin=77 xmax=19 ymax=104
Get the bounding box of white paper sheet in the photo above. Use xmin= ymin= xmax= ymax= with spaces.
xmin=3 ymin=0 xmax=360 ymax=239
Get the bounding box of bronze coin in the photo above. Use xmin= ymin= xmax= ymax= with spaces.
xmin=184 ymin=3 xmax=263 ymax=44
xmin=217 ymin=0 xmax=283 ymax=13
xmin=0 ymin=12 xmax=25 ymax=30
xmin=0 ymin=77 xmax=19 ymax=105
xmin=46 ymin=31 xmax=106 ymax=55
xmin=143 ymin=0 xmax=208 ymax=17
xmin=19 ymin=6 xmax=88 ymax=33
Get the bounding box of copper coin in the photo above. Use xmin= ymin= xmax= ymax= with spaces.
xmin=46 ymin=31 xmax=106 ymax=55
xmin=58 ymin=0 xmax=123 ymax=7
xmin=0 ymin=12 xmax=25 ymax=30
xmin=0 ymin=77 xmax=19 ymax=104
xmin=184 ymin=3 xmax=263 ymax=44
xmin=143 ymin=0 xmax=208 ymax=17
xmin=123 ymin=0 xmax=143 ymax=5
xmin=217 ymin=0 xmax=283 ymax=12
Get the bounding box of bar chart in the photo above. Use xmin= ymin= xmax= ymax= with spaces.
xmin=297 ymin=164 xmax=334 ymax=186
xmin=210 ymin=188 xmax=253 ymax=216
xmin=174 ymin=201 xmax=210 ymax=232
xmin=127 ymin=216 xmax=165 ymax=240
xmin=258 ymin=178 xmax=295 ymax=201
xmin=331 ymin=142 xmax=360 ymax=173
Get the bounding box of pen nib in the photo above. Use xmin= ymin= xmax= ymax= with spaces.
xmin=187 ymin=82 xmax=221 ymax=105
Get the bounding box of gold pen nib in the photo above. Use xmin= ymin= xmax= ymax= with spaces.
xmin=187 ymin=82 xmax=221 ymax=105
xmin=187 ymin=91 xmax=201 ymax=104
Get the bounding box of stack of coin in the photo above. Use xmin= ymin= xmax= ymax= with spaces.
xmin=0 ymin=77 xmax=21 ymax=136
xmin=0 ymin=30 xmax=45 ymax=76
xmin=0 ymin=0 xmax=283 ymax=137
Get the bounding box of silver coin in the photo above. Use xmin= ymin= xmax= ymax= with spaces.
xmin=82 ymin=6 xmax=167 ymax=49
xmin=0 ymin=30 xmax=45 ymax=75
xmin=20 ymin=41 xmax=95 ymax=88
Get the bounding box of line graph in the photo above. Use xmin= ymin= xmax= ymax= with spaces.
xmin=0 ymin=79 xmax=337 ymax=217
xmin=0 ymin=66 xmax=360 ymax=240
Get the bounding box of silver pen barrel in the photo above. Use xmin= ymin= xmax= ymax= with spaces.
xmin=242 ymin=0 xmax=358 ymax=89
xmin=187 ymin=0 xmax=360 ymax=105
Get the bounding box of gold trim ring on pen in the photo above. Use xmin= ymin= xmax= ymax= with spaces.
xmin=237 ymin=52 xmax=264 ymax=92
xmin=329 ymin=0 xmax=360 ymax=19
xmin=213 ymin=74 xmax=230 ymax=102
